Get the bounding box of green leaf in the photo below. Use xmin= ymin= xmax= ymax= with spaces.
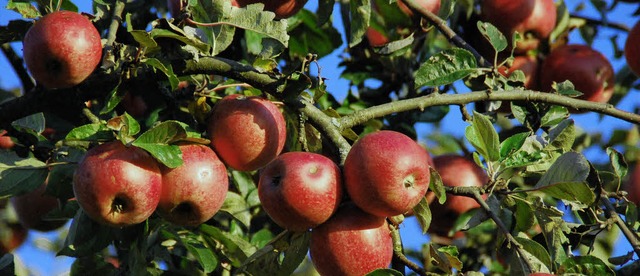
xmin=0 ymin=254 xmax=14 ymax=276
xmin=429 ymin=167 xmax=446 ymax=204
xmin=465 ymin=111 xmax=500 ymax=162
xmin=553 ymin=80 xmax=583 ymax=97
xmin=132 ymin=121 xmax=188 ymax=168
xmin=535 ymin=152 xmax=590 ymax=188
xmin=558 ymin=256 xmax=615 ymax=276
xmin=349 ymin=0 xmax=370 ymax=47
xmin=199 ymin=224 xmax=257 ymax=265
xmin=540 ymin=105 xmax=569 ymax=127
xmin=412 ymin=196 xmax=432 ymax=234
xmin=536 ymin=182 xmax=596 ymax=206
xmin=65 ymin=123 xmax=113 ymax=141
xmin=180 ymin=234 xmax=218 ymax=273
xmin=287 ymin=9 xmax=343 ymax=59
xmin=499 ymin=132 xmax=530 ymax=159
xmin=545 ymin=119 xmax=575 ymax=152
xmin=143 ymin=58 xmax=180 ymax=92
xmin=107 ymin=113 xmax=141 ymax=141
xmin=607 ymin=147 xmax=628 ymax=186
xmin=99 ymin=82 xmax=123 ymax=115
xmin=150 ymin=25 xmax=211 ymax=53
xmin=415 ymin=48 xmax=478 ymax=87
xmin=477 ymin=21 xmax=507 ymax=53
xmin=220 ymin=192 xmax=252 ymax=228
xmin=513 ymin=236 xmax=553 ymax=273
xmin=6 ymin=1 xmax=40 ymax=18
xmin=512 ymin=196 xmax=535 ymax=232
xmin=366 ymin=269 xmax=404 ymax=276
xmin=58 ymin=209 xmax=112 ymax=257
xmin=239 ymin=231 xmax=310 ymax=276
xmin=0 ymin=151 xmax=48 ymax=197
xmin=11 ymin=112 xmax=45 ymax=133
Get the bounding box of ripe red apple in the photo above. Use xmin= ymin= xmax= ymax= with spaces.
xmin=0 ymin=223 xmax=28 ymax=255
xmin=366 ymin=27 xmax=390 ymax=47
xmin=428 ymin=154 xmax=488 ymax=236
xmin=22 ymin=11 xmax=102 ymax=89
xmin=498 ymin=55 xmax=539 ymax=90
xmin=540 ymin=44 xmax=615 ymax=110
xmin=343 ymin=130 xmax=431 ymax=217
xmin=158 ymin=144 xmax=229 ymax=226
xmin=121 ymin=92 xmax=148 ymax=118
xmin=258 ymin=152 xmax=343 ymax=232
xmin=207 ymin=94 xmax=286 ymax=172
xmin=73 ymin=142 xmax=162 ymax=227
xmin=309 ymin=203 xmax=392 ymax=275
xmin=11 ymin=179 xmax=67 ymax=232
xmin=234 ymin=0 xmax=307 ymax=19
xmin=397 ymin=0 xmax=441 ymax=18
xmin=625 ymin=20 xmax=640 ymax=76
xmin=624 ymin=162 xmax=640 ymax=205
xmin=0 ymin=130 xmax=15 ymax=149
xmin=481 ymin=0 xmax=556 ymax=52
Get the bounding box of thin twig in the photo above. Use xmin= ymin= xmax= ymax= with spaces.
xmin=390 ymin=224 xmax=427 ymax=276
xmin=1 ymin=43 xmax=34 ymax=92
xmin=600 ymin=195 xmax=640 ymax=257
xmin=102 ymin=0 xmax=126 ymax=67
xmin=571 ymin=14 xmax=631 ymax=32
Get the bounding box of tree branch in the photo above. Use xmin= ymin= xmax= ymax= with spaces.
xmin=102 ymin=0 xmax=126 ymax=67
xmin=571 ymin=14 xmax=631 ymax=32
xmin=337 ymin=90 xmax=640 ymax=130
xmin=389 ymin=223 xmax=427 ymax=276
xmin=600 ymin=195 xmax=640 ymax=258
xmin=402 ymin=0 xmax=492 ymax=67
xmin=1 ymin=43 xmax=34 ymax=92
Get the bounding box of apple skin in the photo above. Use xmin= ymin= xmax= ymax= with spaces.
xmin=428 ymin=154 xmax=488 ymax=236
xmin=397 ymin=0 xmax=441 ymax=18
xmin=540 ymin=44 xmax=615 ymax=110
xmin=121 ymin=92 xmax=148 ymax=118
xmin=498 ymin=55 xmax=539 ymax=90
xmin=158 ymin=144 xmax=229 ymax=226
xmin=309 ymin=203 xmax=393 ymax=276
xmin=0 ymin=130 xmax=15 ymax=149
xmin=624 ymin=162 xmax=640 ymax=206
xmin=481 ymin=0 xmax=556 ymax=53
xmin=366 ymin=27 xmax=390 ymax=47
xmin=0 ymin=223 xmax=28 ymax=255
xmin=343 ymin=130 xmax=431 ymax=217
xmin=207 ymin=94 xmax=286 ymax=172
xmin=11 ymin=180 xmax=67 ymax=232
xmin=234 ymin=0 xmax=308 ymax=19
xmin=22 ymin=11 xmax=102 ymax=89
xmin=258 ymin=152 xmax=343 ymax=232
xmin=73 ymin=142 xmax=162 ymax=227
xmin=625 ymin=20 xmax=640 ymax=76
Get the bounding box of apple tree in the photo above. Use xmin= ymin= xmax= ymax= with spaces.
xmin=0 ymin=0 xmax=640 ymax=275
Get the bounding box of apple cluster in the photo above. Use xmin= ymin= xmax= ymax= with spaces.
xmin=168 ymin=0 xmax=308 ymax=20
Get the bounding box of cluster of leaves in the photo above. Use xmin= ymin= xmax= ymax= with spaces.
xmin=0 ymin=0 xmax=639 ymax=275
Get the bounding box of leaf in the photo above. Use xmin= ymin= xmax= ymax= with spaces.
xmin=429 ymin=167 xmax=446 ymax=205
xmin=239 ymin=231 xmax=310 ymax=276
xmin=545 ymin=119 xmax=575 ymax=152
xmin=65 ymin=123 xmax=113 ymax=141
xmin=99 ymin=81 xmax=123 ymax=115
xmin=513 ymin=196 xmax=535 ymax=232
xmin=6 ymin=1 xmax=40 ymax=18
xmin=366 ymin=269 xmax=404 ymax=276
xmin=180 ymin=235 xmax=218 ymax=273
xmin=150 ymin=26 xmax=211 ymax=53
xmin=199 ymin=224 xmax=257 ymax=265
xmin=513 ymin=236 xmax=553 ymax=273
xmin=558 ymin=256 xmax=615 ymax=276
xmin=499 ymin=132 xmax=530 ymax=160
xmin=107 ymin=113 xmax=141 ymax=141
xmin=0 ymin=254 xmax=14 ymax=276
xmin=535 ymin=182 xmax=596 ymax=206
xmin=607 ymin=147 xmax=628 ymax=187
xmin=287 ymin=9 xmax=343 ymax=59
xmin=540 ymin=105 xmax=569 ymax=127
xmin=132 ymin=121 xmax=188 ymax=168
xmin=0 ymin=151 xmax=48 ymax=197
xmin=349 ymin=0 xmax=370 ymax=47
xmin=465 ymin=111 xmax=500 ymax=162
xmin=535 ymin=152 xmax=590 ymax=188
xmin=11 ymin=112 xmax=45 ymax=133
xmin=58 ymin=209 xmax=112 ymax=257
xmin=412 ymin=196 xmax=432 ymax=234
xmin=219 ymin=192 xmax=252 ymax=228
xmin=477 ymin=21 xmax=507 ymax=53
xmin=414 ymin=48 xmax=478 ymax=87
xmin=553 ymin=80 xmax=583 ymax=97
xmin=143 ymin=58 xmax=180 ymax=92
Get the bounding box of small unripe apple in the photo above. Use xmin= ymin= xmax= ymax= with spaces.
xmin=11 ymin=179 xmax=67 ymax=232
xmin=207 ymin=94 xmax=286 ymax=172
xmin=234 ymin=0 xmax=308 ymax=19
xmin=73 ymin=142 xmax=162 ymax=227
xmin=540 ymin=44 xmax=615 ymax=110
xmin=22 ymin=11 xmax=102 ymax=89
xmin=625 ymin=20 xmax=640 ymax=76
xmin=428 ymin=154 xmax=488 ymax=236
xmin=309 ymin=203 xmax=393 ymax=275
xmin=158 ymin=144 xmax=229 ymax=226
xmin=343 ymin=130 xmax=431 ymax=217
xmin=258 ymin=152 xmax=343 ymax=232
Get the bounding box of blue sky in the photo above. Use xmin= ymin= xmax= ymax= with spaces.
xmin=0 ymin=0 xmax=638 ymax=274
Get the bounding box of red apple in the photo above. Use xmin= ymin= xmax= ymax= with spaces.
xmin=481 ymin=0 xmax=556 ymax=52
xmin=0 ymin=223 xmax=28 ymax=255
xmin=625 ymin=20 xmax=640 ymax=76
xmin=234 ymin=0 xmax=307 ymax=19
xmin=343 ymin=130 xmax=431 ymax=217
xmin=73 ymin=142 xmax=162 ymax=227
xmin=540 ymin=44 xmax=615 ymax=110
xmin=397 ymin=0 xmax=441 ymax=18
xmin=498 ymin=55 xmax=539 ymax=90
xmin=309 ymin=203 xmax=392 ymax=275
xmin=121 ymin=92 xmax=148 ymax=118
xmin=624 ymin=162 xmax=640 ymax=205
xmin=11 ymin=179 xmax=67 ymax=232
xmin=22 ymin=11 xmax=102 ymax=89
xmin=258 ymin=152 xmax=343 ymax=232
xmin=168 ymin=0 xmax=187 ymax=17
xmin=366 ymin=27 xmax=390 ymax=47
xmin=158 ymin=144 xmax=229 ymax=226
xmin=0 ymin=130 xmax=15 ymax=149
xmin=428 ymin=154 xmax=488 ymax=236
xmin=207 ymin=94 xmax=286 ymax=172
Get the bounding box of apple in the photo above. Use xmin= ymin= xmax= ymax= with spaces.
xmin=481 ymin=0 xmax=556 ymax=53
xmin=428 ymin=154 xmax=488 ymax=236
xmin=207 ymin=94 xmax=286 ymax=172
xmin=234 ymin=0 xmax=307 ymax=19
xmin=0 ymin=130 xmax=15 ymax=149
xmin=158 ymin=144 xmax=229 ymax=226
xmin=121 ymin=92 xmax=148 ymax=118
xmin=0 ymin=223 xmax=27 ymax=255
xmin=625 ymin=20 xmax=640 ymax=76
xmin=309 ymin=203 xmax=393 ymax=275
xmin=366 ymin=27 xmax=390 ymax=47
xmin=73 ymin=141 xmax=162 ymax=227
xmin=624 ymin=162 xmax=640 ymax=205
xmin=498 ymin=55 xmax=539 ymax=90
xmin=258 ymin=152 xmax=343 ymax=232
xmin=22 ymin=11 xmax=102 ymax=89
xmin=539 ymin=44 xmax=615 ymax=110
xmin=11 ymin=179 xmax=67 ymax=232
xmin=343 ymin=130 xmax=431 ymax=217
xmin=397 ymin=0 xmax=441 ymax=19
